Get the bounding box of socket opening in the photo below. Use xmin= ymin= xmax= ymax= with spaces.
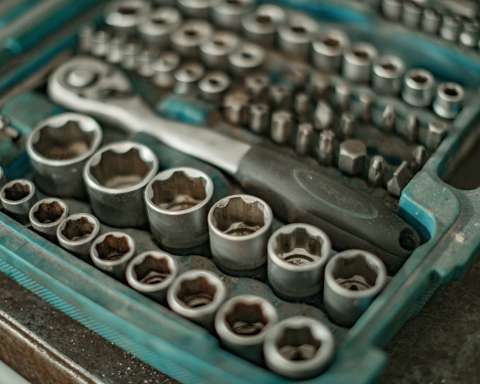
xmin=212 ymin=197 xmax=266 ymax=236
xmin=2 ymin=182 xmax=31 ymax=202
xmin=331 ymin=253 xmax=380 ymax=291
xmin=276 ymin=325 xmax=321 ymax=361
xmin=95 ymin=234 xmax=130 ymax=261
xmin=225 ymin=301 xmax=270 ymax=336
xmin=273 ymin=227 xmax=327 ymax=266
xmin=33 ymin=201 xmax=65 ymax=224
xmin=176 ymin=276 xmax=217 ymax=308
xmin=61 ymin=216 xmax=95 ymax=241
xmin=255 ymin=14 xmax=273 ymax=25
xmin=134 ymin=255 xmax=173 ymax=284
xmin=439 ymin=83 xmax=463 ymax=101
xmin=118 ymin=4 xmax=139 ymax=15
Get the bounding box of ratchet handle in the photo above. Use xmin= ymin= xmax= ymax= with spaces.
xmin=236 ymin=145 xmax=420 ymax=273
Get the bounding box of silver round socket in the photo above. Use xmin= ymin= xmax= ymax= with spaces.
xmin=152 ymin=51 xmax=181 ymax=88
xmin=212 ymin=0 xmax=255 ymax=30
xmin=84 ymin=141 xmax=158 ymax=228
xmin=173 ymin=62 xmax=205 ymax=94
xmin=125 ymin=250 xmax=178 ymax=302
xmin=242 ymin=5 xmax=286 ymax=47
xmin=177 ymin=0 xmax=219 ymax=18
xmin=167 ymin=269 xmax=227 ymax=328
xmin=228 ymin=42 xmax=265 ymax=75
xmin=208 ymin=194 xmax=273 ymax=272
xmin=29 ymin=198 xmax=69 ymax=240
xmin=312 ymin=29 xmax=350 ymax=73
xmin=90 ymin=231 xmax=135 ymax=280
xmin=27 ymin=113 xmax=103 ymax=198
xmin=402 ymin=69 xmax=435 ymax=108
xmin=0 ymin=179 xmax=37 ymax=219
xmin=278 ymin=14 xmax=318 ymax=60
xmin=267 ymin=224 xmax=331 ymax=300
xmin=170 ymin=20 xmax=213 ymax=58
xmin=105 ymin=0 xmax=149 ymax=36
xmin=198 ymin=71 xmax=232 ymax=101
xmin=145 ymin=167 xmax=214 ymax=250
xmin=372 ymin=55 xmax=405 ymax=95
xmin=433 ymin=82 xmax=464 ymax=119
xmin=138 ymin=6 xmax=182 ymax=47
xmin=324 ymin=249 xmax=387 ymax=327
xmin=200 ymin=31 xmax=240 ymax=69
xmin=214 ymin=295 xmax=278 ymax=362
xmin=264 ymin=316 xmax=335 ymax=379
xmin=57 ymin=213 xmax=100 ymax=259
xmin=342 ymin=43 xmax=378 ymax=83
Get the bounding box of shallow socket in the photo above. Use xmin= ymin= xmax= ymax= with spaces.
xmin=29 ymin=198 xmax=68 ymax=238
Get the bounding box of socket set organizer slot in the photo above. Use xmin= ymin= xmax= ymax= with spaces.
xmin=0 ymin=0 xmax=480 ymax=383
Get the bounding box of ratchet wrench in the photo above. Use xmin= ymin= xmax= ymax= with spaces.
xmin=48 ymin=56 xmax=420 ymax=272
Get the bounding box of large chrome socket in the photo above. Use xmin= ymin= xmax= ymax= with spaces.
xmin=29 ymin=198 xmax=69 ymax=240
xmin=57 ymin=213 xmax=100 ymax=260
xmin=342 ymin=43 xmax=378 ymax=83
xmin=208 ymin=194 xmax=273 ymax=272
xmin=264 ymin=316 xmax=335 ymax=379
xmin=167 ymin=270 xmax=227 ymax=328
xmin=433 ymin=82 xmax=464 ymax=119
xmin=90 ymin=231 xmax=135 ymax=280
xmin=267 ymin=224 xmax=331 ymax=300
xmin=126 ymin=250 xmax=178 ymax=301
xmin=0 ymin=179 xmax=37 ymax=220
xmin=27 ymin=113 xmax=102 ymax=198
xmin=214 ymin=295 xmax=278 ymax=362
xmin=145 ymin=167 xmax=214 ymax=250
xmin=372 ymin=55 xmax=405 ymax=95
xmin=324 ymin=249 xmax=387 ymax=327
xmin=84 ymin=142 xmax=158 ymax=228
xmin=402 ymin=69 xmax=435 ymax=107
xmin=278 ymin=14 xmax=318 ymax=60
xmin=200 ymin=31 xmax=239 ymax=69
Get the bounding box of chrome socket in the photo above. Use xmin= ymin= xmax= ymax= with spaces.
xmin=433 ymin=82 xmax=464 ymax=119
xmin=200 ymin=31 xmax=239 ymax=69
xmin=90 ymin=231 xmax=135 ymax=280
xmin=212 ymin=0 xmax=255 ymax=30
xmin=57 ymin=213 xmax=100 ymax=259
xmin=278 ymin=14 xmax=318 ymax=60
xmin=295 ymin=122 xmax=314 ymax=156
xmin=138 ymin=6 xmax=182 ymax=48
xmin=198 ymin=71 xmax=231 ymax=101
xmin=421 ymin=8 xmax=441 ymax=34
xmin=0 ymin=179 xmax=37 ymax=220
xmin=208 ymin=194 xmax=273 ymax=272
xmin=174 ymin=62 xmax=205 ymax=94
xmin=402 ymin=1 xmax=422 ymax=29
xmin=178 ymin=0 xmax=218 ymax=18
xmin=242 ymin=5 xmax=286 ymax=47
xmin=460 ymin=21 xmax=480 ymax=48
xmin=105 ymin=0 xmax=148 ymax=36
xmin=264 ymin=316 xmax=335 ymax=379
xmin=342 ymin=43 xmax=378 ymax=83
xmin=145 ymin=167 xmax=214 ymax=250
xmin=167 ymin=270 xmax=227 ymax=328
xmin=324 ymin=249 xmax=387 ymax=327
xmin=215 ymin=295 xmax=278 ymax=362
xmin=267 ymin=224 xmax=331 ymax=300
xmin=440 ymin=15 xmax=462 ymax=42
xmin=27 ymin=113 xmax=102 ymax=199
xmin=125 ymin=250 xmax=178 ymax=301
xmin=228 ymin=42 xmax=265 ymax=75
xmin=381 ymin=0 xmax=402 ymax=21
xmin=152 ymin=51 xmax=181 ymax=88
xmin=271 ymin=110 xmax=294 ymax=145
xmin=312 ymin=29 xmax=350 ymax=73
xmin=402 ymin=69 xmax=435 ymax=108
xmin=29 ymin=198 xmax=69 ymax=240
xmin=84 ymin=142 xmax=158 ymax=228
xmin=170 ymin=20 xmax=213 ymax=58
xmin=223 ymin=90 xmax=250 ymax=126
xmin=245 ymin=73 xmax=270 ymax=101
xmin=372 ymin=55 xmax=405 ymax=95
xmin=248 ymin=103 xmax=271 ymax=134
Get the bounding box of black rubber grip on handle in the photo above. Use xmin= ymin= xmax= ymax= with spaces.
xmin=236 ymin=145 xmax=420 ymax=273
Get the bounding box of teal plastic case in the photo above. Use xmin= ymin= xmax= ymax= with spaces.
xmin=1 ymin=1 xmax=480 ymax=383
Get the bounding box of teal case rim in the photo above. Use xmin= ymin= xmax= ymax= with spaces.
xmin=1 ymin=1 xmax=480 ymax=383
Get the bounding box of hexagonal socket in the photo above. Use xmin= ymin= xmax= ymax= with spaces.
xmin=29 ymin=198 xmax=69 ymax=240
xmin=268 ymin=224 xmax=331 ymax=300
xmin=126 ymin=250 xmax=178 ymax=302
xmin=105 ymin=0 xmax=149 ymax=36
xmin=145 ymin=167 xmax=214 ymax=250
xmin=264 ymin=316 xmax=335 ymax=379
xmin=27 ymin=113 xmax=102 ymax=198
xmin=57 ymin=213 xmax=100 ymax=260
xmin=0 ymin=179 xmax=37 ymax=220
xmin=208 ymin=194 xmax=273 ymax=272
xmin=215 ymin=295 xmax=278 ymax=362
xmin=242 ymin=5 xmax=286 ymax=47
xmin=138 ymin=6 xmax=182 ymax=48
xmin=312 ymin=29 xmax=349 ymax=73
xmin=338 ymin=140 xmax=367 ymax=176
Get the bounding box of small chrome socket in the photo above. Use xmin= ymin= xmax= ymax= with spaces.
xmin=215 ymin=295 xmax=278 ymax=362
xmin=167 ymin=270 xmax=227 ymax=328
xmin=138 ymin=6 xmax=182 ymax=48
xmin=342 ymin=43 xmax=378 ymax=83
xmin=29 ymin=198 xmax=69 ymax=240
xmin=152 ymin=51 xmax=181 ymax=88
xmin=170 ymin=20 xmax=213 ymax=58
xmin=278 ymin=14 xmax=318 ymax=60
xmin=228 ymin=43 xmax=265 ymax=75
xmin=433 ymin=82 xmax=464 ymax=120
xmin=402 ymin=1 xmax=422 ymax=29
xmin=402 ymin=69 xmax=435 ymax=108
xmin=57 ymin=213 xmax=100 ymax=260
xmin=126 ymin=251 xmax=178 ymax=301
xmin=271 ymin=110 xmax=294 ymax=145
xmin=311 ymin=29 xmax=349 ymax=73
xmin=27 ymin=113 xmax=102 ymax=198
xmin=208 ymin=194 xmax=273 ymax=272
xmin=212 ymin=0 xmax=255 ymax=31
xmin=264 ymin=316 xmax=335 ymax=379
xmin=145 ymin=167 xmax=214 ymax=250
xmin=198 ymin=71 xmax=232 ymax=101
xmin=84 ymin=142 xmax=158 ymax=228
xmin=268 ymin=224 xmax=331 ymax=300
xmin=324 ymin=249 xmax=387 ymax=327
xmin=90 ymin=232 xmax=135 ymax=280
xmin=174 ymin=62 xmax=205 ymax=95
xmin=200 ymin=31 xmax=239 ymax=69
xmin=372 ymin=55 xmax=405 ymax=95
xmin=0 ymin=179 xmax=37 ymax=220
xmin=105 ymin=0 xmax=148 ymax=36
xmin=242 ymin=5 xmax=286 ymax=47
xmin=421 ymin=8 xmax=441 ymax=35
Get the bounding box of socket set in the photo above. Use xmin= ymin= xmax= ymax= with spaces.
xmin=0 ymin=1 xmax=480 ymax=383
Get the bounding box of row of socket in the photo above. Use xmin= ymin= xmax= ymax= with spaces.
xmin=98 ymin=0 xmax=465 ymax=120
xmin=381 ymin=0 xmax=480 ymax=50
